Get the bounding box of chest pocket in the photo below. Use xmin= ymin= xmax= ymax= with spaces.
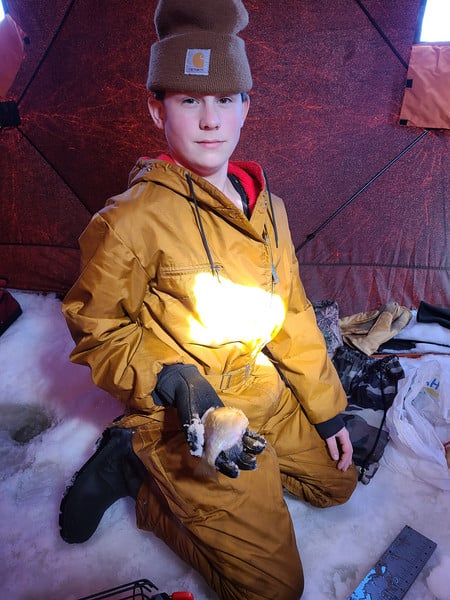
xmin=155 ymin=262 xmax=222 ymax=304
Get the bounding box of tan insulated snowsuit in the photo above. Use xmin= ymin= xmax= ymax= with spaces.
xmin=63 ymin=159 xmax=357 ymax=600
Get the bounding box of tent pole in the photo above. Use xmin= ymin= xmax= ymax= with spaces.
xmin=295 ymin=129 xmax=430 ymax=253
xmin=354 ymin=0 xmax=409 ymax=69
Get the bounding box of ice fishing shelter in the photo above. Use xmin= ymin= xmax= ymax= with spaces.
xmin=0 ymin=0 xmax=448 ymax=317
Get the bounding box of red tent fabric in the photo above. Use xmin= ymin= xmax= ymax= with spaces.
xmin=1 ymin=0 xmax=448 ymax=316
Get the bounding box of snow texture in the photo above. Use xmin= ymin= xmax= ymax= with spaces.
xmin=0 ymin=291 xmax=449 ymax=600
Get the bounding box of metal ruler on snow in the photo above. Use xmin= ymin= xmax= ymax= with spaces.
xmin=348 ymin=525 xmax=437 ymax=600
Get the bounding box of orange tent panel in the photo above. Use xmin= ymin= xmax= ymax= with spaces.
xmin=400 ymin=43 xmax=450 ymax=129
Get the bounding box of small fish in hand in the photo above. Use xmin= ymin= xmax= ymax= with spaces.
xmin=194 ymin=406 xmax=266 ymax=479
xmin=202 ymin=406 xmax=249 ymax=469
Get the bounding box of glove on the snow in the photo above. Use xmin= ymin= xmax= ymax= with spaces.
xmin=152 ymin=363 xmax=266 ymax=477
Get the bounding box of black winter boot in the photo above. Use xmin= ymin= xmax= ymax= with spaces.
xmin=59 ymin=427 xmax=146 ymax=544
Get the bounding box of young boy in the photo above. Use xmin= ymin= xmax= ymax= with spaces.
xmin=59 ymin=1 xmax=357 ymax=598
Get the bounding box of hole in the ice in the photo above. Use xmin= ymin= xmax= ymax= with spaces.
xmin=0 ymin=403 xmax=54 ymax=443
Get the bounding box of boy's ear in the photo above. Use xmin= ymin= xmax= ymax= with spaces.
xmin=148 ymin=97 xmax=165 ymax=129
xmin=241 ymin=94 xmax=250 ymax=127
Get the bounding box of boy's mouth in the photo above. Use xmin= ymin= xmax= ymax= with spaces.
xmin=197 ymin=140 xmax=224 ymax=148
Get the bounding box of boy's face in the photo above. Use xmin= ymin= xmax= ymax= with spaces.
xmin=148 ymin=92 xmax=250 ymax=180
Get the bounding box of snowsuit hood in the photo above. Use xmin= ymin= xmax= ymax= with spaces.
xmin=128 ymin=156 xmax=276 ymax=275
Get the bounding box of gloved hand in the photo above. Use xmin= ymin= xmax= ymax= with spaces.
xmin=152 ymin=364 xmax=266 ymax=477
xmin=213 ymin=426 xmax=267 ymax=478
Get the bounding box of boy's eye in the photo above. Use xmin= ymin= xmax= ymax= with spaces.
xmin=182 ymin=97 xmax=197 ymax=105
xmin=218 ymin=96 xmax=233 ymax=104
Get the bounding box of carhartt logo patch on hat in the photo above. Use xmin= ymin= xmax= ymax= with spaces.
xmin=184 ymin=49 xmax=211 ymax=76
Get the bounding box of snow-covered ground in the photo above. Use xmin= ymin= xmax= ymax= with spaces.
xmin=0 ymin=291 xmax=449 ymax=600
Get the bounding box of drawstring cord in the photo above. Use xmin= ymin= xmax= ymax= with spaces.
xmin=186 ymin=173 xmax=220 ymax=278
xmin=185 ymin=169 xmax=279 ymax=279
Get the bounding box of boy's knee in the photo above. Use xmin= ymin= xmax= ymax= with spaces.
xmin=281 ymin=461 xmax=358 ymax=508
xmin=319 ymin=462 xmax=358 ymax=507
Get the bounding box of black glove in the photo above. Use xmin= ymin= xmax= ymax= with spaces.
xmin=152 ymin=364 xmax=266 ymax=477
xmin=214 ymin=428 xmax=267 ymax=478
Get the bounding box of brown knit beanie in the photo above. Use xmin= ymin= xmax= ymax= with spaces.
xmin=147 ymin=0 xmax=253 ymax=94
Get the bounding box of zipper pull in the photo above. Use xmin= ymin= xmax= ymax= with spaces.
xmin=271 ymin=263 xmax=279 ymax=284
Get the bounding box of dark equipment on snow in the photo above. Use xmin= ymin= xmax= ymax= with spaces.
xmin=348 ymin=525 xmax=437 ymax=600
xmin=75 ymin=578 xmax=194 ymax=600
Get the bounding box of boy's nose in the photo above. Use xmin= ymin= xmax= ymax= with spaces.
xmin=199 ymin=105 xmax=220 ymax=130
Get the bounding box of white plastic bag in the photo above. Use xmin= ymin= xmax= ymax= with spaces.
xmin=383 ymin=360 xmax=450 ymax=491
